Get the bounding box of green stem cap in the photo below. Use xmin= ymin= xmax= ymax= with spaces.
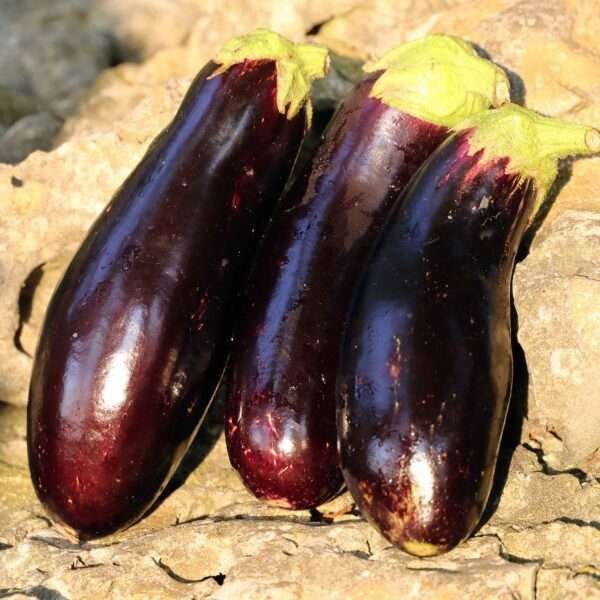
xmin=363 ymin=34 xmax=510 ymax=128
xmin=457 ymin=103 xmax=600 ymax=215
xmin=213 ymin=28 xmax=329 ymax=127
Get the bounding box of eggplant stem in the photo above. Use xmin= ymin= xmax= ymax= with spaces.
xmin=534 ymin=115 xmax=600 ymax=160
xmin=363 ymin=34 xmax=511 ymax=127
xmin=457 ymin=103 xmax=600 ymax=218
xmin=212 ymin=28 xmax=329 ymax=127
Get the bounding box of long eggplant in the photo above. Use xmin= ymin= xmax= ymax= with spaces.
xmin=338 ymin=104 xmax=600 ymax=556
xmin=225 ymin=35 xmax=510 ymax=509
xmin=27 ymin=29 xmax=328 ymax=540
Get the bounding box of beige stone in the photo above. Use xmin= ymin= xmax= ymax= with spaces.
xmin=490 ymin=446 xmax=600 ymax=527
xmin=537 ymin=568 xmax=600 ymax=600
xmin=514 ymin=210 xmax=600 ymax=476
xmin=1 ymin=1 xmax=600 ymax=598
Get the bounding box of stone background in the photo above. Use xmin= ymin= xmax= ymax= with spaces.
xmin=0 ymin=0 xmax=599 ymax=598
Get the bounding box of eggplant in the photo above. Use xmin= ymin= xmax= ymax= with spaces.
xmin=338 ymin=104 xmax=600 ymax=556
xmin=27 ymin=29 xmax=328 ymax=540
xmin=225 ymin=35 xmax=510 ymax=509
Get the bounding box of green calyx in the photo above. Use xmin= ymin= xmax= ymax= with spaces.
xmin=364 ymin=34 xmax=510 ymax=128
xmin=458 ymin=103 xmax=600 ymax=215
xmin=213 ymin=28 xmax=329 ymax=127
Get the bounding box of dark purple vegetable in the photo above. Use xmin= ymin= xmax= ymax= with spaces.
xmin=27 ymin=30 xmax=328 ymax=540
xmin=338 ymin=104 xmax=600 ymax=556
xmin=226 ymin=35 xmax=510 ymax=509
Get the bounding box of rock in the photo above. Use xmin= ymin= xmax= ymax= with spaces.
xmin=0 ymin=87 xmax=43 ymax=128
xmin=537 ymin=568 xmax=600 ymax=600
xmin=87 ymin=0 xmax=361 ymax=63
xmin=488 ymin=446 xmax=599 ymax=528
xmin=17 ymin=258 xmax=70 ymax=358
xmin=0 ymin=113 xmax=63 ymax=164
xmin=1 ymin=1 xmax=600 ymax=598
xmin=314 ymin=0 xmax=476 ymax=58
xmin=497 ymin=521 xmax=599 ymax=569
xmin=0 ymin=0 xmax=119 ymax=163
xmin=514 ymin=209 xmax=600 ymax=477
xmin=88 ymin=0 xmax=202 ymax=61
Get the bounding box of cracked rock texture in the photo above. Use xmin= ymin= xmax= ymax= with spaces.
xmin=0 ymin=0 xmax=599 ymax=598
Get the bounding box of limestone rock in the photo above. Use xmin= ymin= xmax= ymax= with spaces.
xmin=514 ymin=209 xmax=600 ymax=477
xmin=488 ymin=446 xmax=599 ymax=527
xmin=89 ymin=0 xmax=359 ymax=62
xmin=0 ymin=113 xmax=63 ymax=165
xmin=537 ymin=568 xmax=600 ymax=600
xmin=1 ymin=1 xmax=600 ymax=598
xmin=0 ymin=517 xmax=539 ymax=599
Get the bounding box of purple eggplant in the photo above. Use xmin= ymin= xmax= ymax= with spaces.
xmin=27 ymin=29 xmax=328 ymax=540
xmin=225 ymin=35 xmax=510 ymax=509
xmin=338 ymin=104 xmax=600 ymax=556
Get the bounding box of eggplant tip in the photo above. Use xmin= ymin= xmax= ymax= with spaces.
xmin=585 ymin=129 xmax=600 ymax=153
xmin=401 ymin=539 xmax=446 ymax=558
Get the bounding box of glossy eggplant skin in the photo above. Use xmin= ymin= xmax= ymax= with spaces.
xmin=338 ymin=131 xmax=537 ymax=555
xmin=27 ymin=59 xmax=305 ymax=539
xmin=226 ymin=72 xmax=448 ymax=509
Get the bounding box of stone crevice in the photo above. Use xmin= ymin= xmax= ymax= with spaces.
xmin=182 ymin=513 xmax=361 ymax=529
xmin=541 ymin=565 xmax=600 ymax=582
xmin=476 ymin=532 xmax=544 ymax=600
xmin=522 ymin=442 xmax=591 ymax=484
xmin=553 ymin=516 xmax=600 ymax=531
xmin=305 ymin=16 xmax=334 ymax=36
xmin=152 ymin=557 xmax=226 ymax=586
xmin=70 ymin=556 xmax=105 ymax=571
xmin=13 ymin=262 xmax=46 ymax=359
xmin=404 ymin=566 xmax=460 ymax=575
xmin=574 ymin=272 xmax=600 ymax=283
xmin=555 ymin=82 xmax=592 ymax=116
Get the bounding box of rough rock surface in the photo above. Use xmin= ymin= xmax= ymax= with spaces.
xmin=514 ymin=208 xmax=600 ymax=477
xmin=0 ymin=0 xmax=599 ymax=598
xmin=0 ymin=0 xmax=120 ymax=164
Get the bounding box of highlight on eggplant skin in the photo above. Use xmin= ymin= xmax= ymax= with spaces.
xmin=27 ymin=30 xmax=328 ymax=540
xmin=225 ymin=34 xmax=511 ymax=510
xmin=337 ymin=104 xmax=600 ymax=557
